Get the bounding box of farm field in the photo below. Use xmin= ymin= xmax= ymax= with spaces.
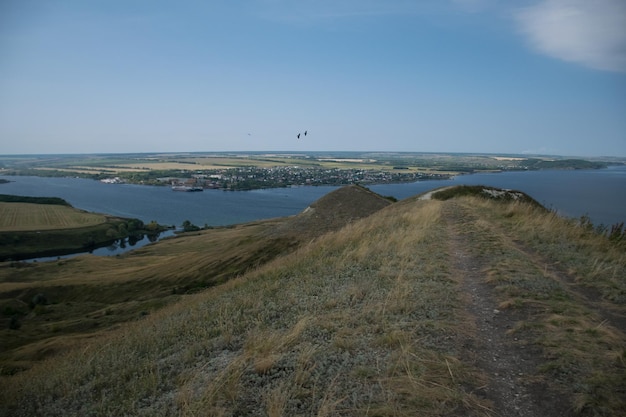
xmin=31 ymin=155 xmax=405 ymax=173
xmin=0 ymin=198 xmax=163 ymax=261
xmin=0 ymin=152 xmax=614 ymax=184
xmin=0 ymin=202 xmax=106 ymax=232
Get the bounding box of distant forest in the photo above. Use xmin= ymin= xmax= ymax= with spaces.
xmin=524 ymin=159 xmax=606 ymax=169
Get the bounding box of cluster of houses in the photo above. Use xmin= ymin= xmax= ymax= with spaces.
xmin=99 ymin=166 xmax=450 ymax=191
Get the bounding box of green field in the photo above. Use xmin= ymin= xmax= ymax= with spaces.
xmin=0 ymin=202 xmax=106 ymax=232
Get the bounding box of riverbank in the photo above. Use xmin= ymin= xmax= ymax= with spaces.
xmin=0 ymin=196 xmax=170 ymax=261
xmin=1 ymin=164 xmax=625 ymax=232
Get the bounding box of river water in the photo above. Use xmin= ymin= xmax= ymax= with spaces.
xmin=370 ymin=165 xmax=626 ymax=227
xmin=1 ymin=165 xmax=625 ymax=232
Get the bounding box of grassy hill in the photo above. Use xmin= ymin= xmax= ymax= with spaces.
xmin=0 ymin=185 xmax=390 ymax=372
xmin=0 ymin=185 xmax=624 ymax=416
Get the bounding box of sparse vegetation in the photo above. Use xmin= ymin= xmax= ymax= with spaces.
xmin=431 ymin=184 xmax=546 ymax=208
xmin=0 ymin=185 xmax=624 ymax=416
xmin=608 ymin=222 xmax=625 ymax=244
xmin=444 ymin=196 xmax=626 ymax=415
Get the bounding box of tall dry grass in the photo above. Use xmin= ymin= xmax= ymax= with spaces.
xmin=5 ymin=194 xmax=622 ymax=416
xmin=474 ymin=197 xmax=625 ymax=303
xmin=450 ymin=196 xmax=626 ymax=415
xmin=0 ymin=199 xmax=490 ymax=416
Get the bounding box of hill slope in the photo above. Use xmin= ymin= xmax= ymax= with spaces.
xmin=1 ymin=187 xmax=625 ymax=416
xmin=0 ymin=185 xmax=391 ymax=372
xmin=269 ymin=184 xmax=393 ymax=238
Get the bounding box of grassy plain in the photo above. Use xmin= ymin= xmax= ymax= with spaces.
xmin=0 ymin=186 xmax=624 ymax=416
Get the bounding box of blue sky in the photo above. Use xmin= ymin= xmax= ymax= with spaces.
xmin=1 ymin=0 xmax=625 ymax=156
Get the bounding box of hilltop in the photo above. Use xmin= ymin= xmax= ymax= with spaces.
xmin=269 ymin=184 xmax=393 ymax=238
xmin=1 ymin=185 xmax=625 ymax=416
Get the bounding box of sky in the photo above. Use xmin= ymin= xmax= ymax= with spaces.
xmin=1 ymin=0 xmax=625 ymax=157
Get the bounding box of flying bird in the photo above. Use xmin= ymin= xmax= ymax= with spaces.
xmin=304 ymin=130 xmax=307 ymax=136
xmin=297 ymin=133 xmax=300 ymax=139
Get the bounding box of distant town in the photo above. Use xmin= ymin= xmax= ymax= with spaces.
xmin=0 ymin=151 xmax=618 ymax=191
xmin=153 ymin=166 xmax=451 ymax=191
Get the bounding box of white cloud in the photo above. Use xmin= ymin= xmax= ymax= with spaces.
xmin=515 ymin=0 xmax=626 ymax=72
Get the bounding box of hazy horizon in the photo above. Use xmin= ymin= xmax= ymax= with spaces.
xmin=1 ymin=150 xmax=624 ymax=160
xmin=1 ymin=1 xmax=625 ymax=156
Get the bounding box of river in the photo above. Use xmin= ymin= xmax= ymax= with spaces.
xmin=1 ymin=165 xmax=625 ymax=231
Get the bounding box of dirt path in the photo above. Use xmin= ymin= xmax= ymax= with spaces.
xmin=445 ymin=204 xmax=573 ymax=417
xmin=418 ymin=186 xmax=454 ymax=201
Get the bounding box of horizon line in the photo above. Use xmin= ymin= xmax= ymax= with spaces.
xmin=0 ymin=151 xmax=624 ymax=159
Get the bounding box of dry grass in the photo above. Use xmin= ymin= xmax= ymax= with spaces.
xmin=0 ymin=198 xmax=492 ymax=416
xmin=449 ymin=197 xmax=626 ymax=415
xmin=0 ymin=186 xmax=389 ymax=374
xmin=0 ymin=219 xmax=296 ymax=373
xmin=1 ymin=192 xmax=624 ymax=416
xmin=475 ymin=197 xmax=626 ymax=303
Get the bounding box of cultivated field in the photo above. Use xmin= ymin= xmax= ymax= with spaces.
xmin=37 ymin=156 xmax=414 ymax=173
xmin=0 ymin=202 xmax=106 ymax=232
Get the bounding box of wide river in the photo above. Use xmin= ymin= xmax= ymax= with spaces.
xmin=1 ymin=166 xmax=625 ymax=230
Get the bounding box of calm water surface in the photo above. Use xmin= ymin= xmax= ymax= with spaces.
xmin=0 ymin=176 xmax=337 ymax=227
xmin=2 ymin=166 xmax=625 ymax=230
xmin=371 ymin=165 xmax=626 ymax=227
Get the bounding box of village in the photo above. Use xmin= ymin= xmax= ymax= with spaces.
xmin=159 ymin=165 xmax=451 ymax=191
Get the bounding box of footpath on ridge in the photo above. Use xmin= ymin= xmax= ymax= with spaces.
xmin=442 ymin=197 xmax=626 ymax=417
xmin=444 ymin=202 xmax=566 ymax=417
xmin=2 ymin=187 xmax=625 ymax=417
